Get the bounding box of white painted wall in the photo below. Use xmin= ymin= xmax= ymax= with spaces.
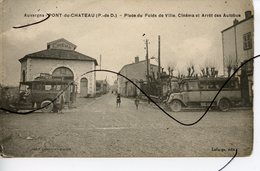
xmin=222 ymin=17 xmax=254 ymax=75
xmin=21 ymin=58 xmax=96 ymax=96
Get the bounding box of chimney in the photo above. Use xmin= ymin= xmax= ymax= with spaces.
xmin=135 ymin=56 xmax=139 ymax=63
xmin=233 ymin=19 xmax=239 ymax=25
xmin=245 ymin=11 xmax=252 ymax=19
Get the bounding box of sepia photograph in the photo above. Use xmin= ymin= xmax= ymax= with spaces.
xmin=0 ymin=0 xmax=255 ymax=160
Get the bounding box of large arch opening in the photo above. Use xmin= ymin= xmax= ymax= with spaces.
xmin=52 ymin=67 xmax=74 ymax=81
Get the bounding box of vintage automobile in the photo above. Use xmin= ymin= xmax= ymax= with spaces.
xmin=166 ymin=77 xmax=241 ymax=112
xmin=10 ymin=79 xmax=77 ymax=113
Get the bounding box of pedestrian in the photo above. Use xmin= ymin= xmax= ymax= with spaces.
xmin=58 ymin=95 xmax=64 ymax=114
xmin=134 ymin=95 xmax=140 ymax=110
xmin=116 ymin=93 xmax=121 ymax=108
xmin=1 ymin=87 xmax=10 ymax=112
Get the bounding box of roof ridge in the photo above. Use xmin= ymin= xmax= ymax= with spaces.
xmin=19 ymin=49 xmax=98 ymax=65
xmin=119 ymin=59 xmax=159 ymax=72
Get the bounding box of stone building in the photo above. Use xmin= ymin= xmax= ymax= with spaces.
xmin=117 ymin=56 xmax=159 ymax=97
xmin=19 ymin=38 xmax=98 ymax=97
xmin=221 ymin=11 xmax=254 ymax=104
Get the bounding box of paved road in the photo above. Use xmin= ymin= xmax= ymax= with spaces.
xmin=0 ymin=93 xmax=253 ymax=157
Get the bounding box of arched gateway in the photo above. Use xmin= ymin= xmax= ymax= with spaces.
xmin=52 ymin=67 xmax=75 ymax=103
xmin=52 ymin=67 xmax=74 ymax=81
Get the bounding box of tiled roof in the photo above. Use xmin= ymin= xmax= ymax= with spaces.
xmin=119 ymin=59 xmax=158 ymax=73
xmin=19 ymin=49 xmax=98 ymax=65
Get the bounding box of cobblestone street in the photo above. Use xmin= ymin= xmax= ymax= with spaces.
xmin=0 ymin=93 xmax=253 ymax=157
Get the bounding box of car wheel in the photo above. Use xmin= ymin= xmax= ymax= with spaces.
xmin=170 ymin=100 xmax=182 ymax=112
xmin=218 ymin=98 xmax=230 ymax=112
xmin=40 ymin=100 xmax=54 ymax=113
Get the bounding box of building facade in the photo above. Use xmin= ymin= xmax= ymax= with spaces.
xmin=117 ymin=56 xmax=159 ymax=97
xmin=221 ymin=11 xmax=254 ymax=104
xmin=19 ymin=38 xmax=98 ymax=97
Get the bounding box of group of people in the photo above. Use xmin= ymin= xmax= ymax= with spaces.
xmin=116 ymin=93 xmax=140 ymax=110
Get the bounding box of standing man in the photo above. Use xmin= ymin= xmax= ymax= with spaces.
xmin=116 ymin=93 xmax=121 ymax=108
xmin=134 ymin=95 xmax=140 ymax=110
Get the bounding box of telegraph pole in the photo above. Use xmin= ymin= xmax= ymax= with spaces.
xmin=145 ymin=39 xmax=150 ymax=102
xmin=158 ymin=35 xmax=161 ymax=98
xmin=145 ymin=39 xmax=149 ymax=79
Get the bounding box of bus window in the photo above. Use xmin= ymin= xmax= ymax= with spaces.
xmin=53 ymin=85 xmax=61 ymax=91
xmin=44 ymin=85 xmax=52 ymax=91
xmin=188 ymin=82 xmax=199 ymax=90
xmin=208 ymin=82 xmax=217 ymax=89
xmin=56 ymin=85 xmax=61 ymax=91
xmin=171 ymin=82 xmax=179 ymax=90
xmin=199 ymin=81 xmax=208 ymax=90
xmin=228 ymin=80 xmax=239 ymax=89
xmin=180 ymin=83 xmax=188 ymax=91
xmin=214 ymin=82 xmax=220 ymax=89
xmin=33 ymin=83 xmax=43 ymax=90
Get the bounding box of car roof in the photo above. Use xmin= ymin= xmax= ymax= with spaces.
xmin=20 ymin=80 xmax=75 ymax=85
xmin=180 ymin=77 xmax=238 ymax=83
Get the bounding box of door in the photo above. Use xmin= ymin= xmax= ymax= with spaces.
xmin=80 ymin=78 xmax=88 ymax=97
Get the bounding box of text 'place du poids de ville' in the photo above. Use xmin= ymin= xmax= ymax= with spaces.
xmin=123 ymin=13 xmax=242 ymax=18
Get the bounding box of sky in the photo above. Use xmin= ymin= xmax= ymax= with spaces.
xmin=0 ymin=0 xmax=254 ymax=86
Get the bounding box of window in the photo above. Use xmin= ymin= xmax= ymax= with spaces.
xmin=53 ymin=85 xmax=61 ymax=91
xmin=52 ymin=67 xmax=74 ymax=81
xmin=225 ymin=80 xmax=239 ymax=89
xmin=188 ymin=82 xmax=199 ymax=90
xmin=199 ymin=81 xmax=208 ymax=90
xmin=243 ymin=32 xmax=252 ymax=50
xmin=33 ymin=84 xmax=43 ymax=90
xmin=44 ymin=85 xmax=52 ymax=91
xmin=180 ymin=83 xmax=188 ymax=91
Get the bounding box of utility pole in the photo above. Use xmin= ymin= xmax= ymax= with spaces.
xmin=158 ymin=35 xmax=161 ymax=97
xmin=145 ymin=39 xmax=150 ymax=102
xmin=145 ymin=39 xmax=149 ymax=78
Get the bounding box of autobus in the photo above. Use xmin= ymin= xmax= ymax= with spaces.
xmin=166 ymin=77 xmax=241 ymax=112
xmin=11 ymin=79 xmax=77 ymax=113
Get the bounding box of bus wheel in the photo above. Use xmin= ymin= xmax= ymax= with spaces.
xmin=218 ymin=98 xmax=230 ymax=112
xmin=40 ymin=100 xmax=54 ymax=113
xmin=170 ymin=100 xmax=182 ymax=112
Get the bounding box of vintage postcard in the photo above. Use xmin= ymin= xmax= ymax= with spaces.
xmin=0 ymin=0 xmax=254 ymax=158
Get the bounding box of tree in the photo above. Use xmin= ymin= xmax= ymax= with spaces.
xmin=186 ymin=61 xmax=195 ymax=77
xmin=199 ymin=62 xmax=218 ymax=78
xmin=225 ymin=56 xmax=237 ymax=77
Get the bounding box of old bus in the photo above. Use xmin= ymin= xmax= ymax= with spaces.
xmin=166 ymin=77 xmax=241 ymax=112
xmin=11 ymin=79 xmax=77 ymax=113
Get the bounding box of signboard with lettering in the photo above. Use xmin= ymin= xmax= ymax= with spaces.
xmin=47 ymin=38 xmax=77 ymax=50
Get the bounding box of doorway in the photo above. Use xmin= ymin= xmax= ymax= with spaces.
xmin=80 ymin=78 xmax=88 ymax=97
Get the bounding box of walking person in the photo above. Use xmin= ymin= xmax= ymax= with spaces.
xmin=116 ymin=93 xmax=121 ymax=108
xmin=134 ymin=95 xmax=140 ymax=110
xmin=58 ymin=96 xmax=64 ymax=114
